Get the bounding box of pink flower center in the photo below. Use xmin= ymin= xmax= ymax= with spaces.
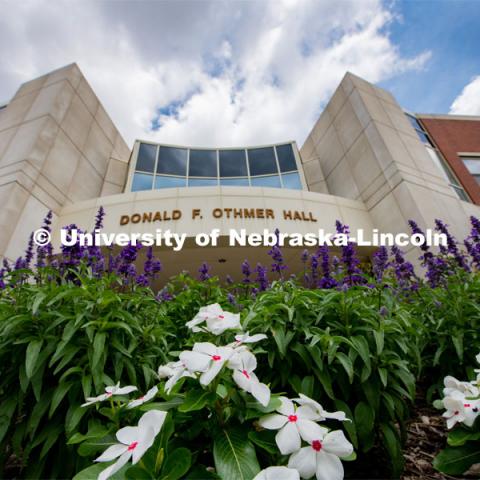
xmin=464 ymin=404 xmax=471 ymax=408
xmin=139 ymin=396 xmax=145 ymax=400
xmin=106 ymin=392 xmax=113 ymax=397
xmin=242 ymin=370 xmax=250 ymax=379
xmin=312 ymin=440 xmax=322 ymax=451
xmin=128 ymin=442 xmax=138 ymax=451
xmin=288 ymin=415 xmax=298 ymax=423
xmin=212 ymin=355 xmax=222 ymax=361
xmin=219 ymin=315 xmax=225 ymax=319
xmin=454 ymin=410 xmax=460 ymax=415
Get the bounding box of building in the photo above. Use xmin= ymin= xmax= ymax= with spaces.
xmin=0 ymin=63 xmax=479 ymax=280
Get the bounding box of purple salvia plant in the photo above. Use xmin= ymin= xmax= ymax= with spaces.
xmin=143 ymin=246 xmax=162 ymax=281
xmin=268 ymin=228 xmax=286 ymax=278
xmin=390 ymin=246 xmax=418 ymax=291
xmin=335 ymin=220 xmax=365 ymax=287
xmin=318 ymin=245 xmax=338 ymax=289
xmin=372 ymin=246 xmax=389 ymax=284
xmin=255 ymin=263 xmax=269 ymax=291
xmin=241 ymin=260 xmax=252 ymax=284
xmin=434 ymin=219 xmax=470 ymax=272
xmin=198 ymin=262 xmax=211 ymax=281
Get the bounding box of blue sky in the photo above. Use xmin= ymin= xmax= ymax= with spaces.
xmin=0 ymin=0 xmax=479 ymax=147
xmin=382 ymin=0 xmax=480 ymax=114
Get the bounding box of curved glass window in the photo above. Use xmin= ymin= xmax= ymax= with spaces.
xmin=132 ymin=173 xmax=153 ymax=191
xmin=188 ymin=178 xmax=218 ymax=187
xmin=276 ymin=144 xmax=297 ymax=172
xmin=155 ymin=175 xmax=186 ymax=189
xmin=281 ymin=172 xmax=302 ymax=189
xmin=136 ymin=143 xmax=157 ymax=172
xmin=219 ymin=150 xmax=248 ymax=177
xmin=220 ymin=177 xmax=250 ymax=186
xmin=251 ymin=175 xmax=282 ymax=188
xmin=157 ymin=146 xmax=188 ymax=176
xmin=248 ymin=147 xmax=277 ymax=176
xmin=131 ymin=141 xmax=304 ymax=191
xmin=189 ymin=149 xmax=217 ymax=177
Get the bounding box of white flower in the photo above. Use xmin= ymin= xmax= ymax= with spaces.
xmin=234 ymin=332 xmax=268 ymax=345
xmin=294 ymin=394 xmax=350 ymax=422
xmin=180 ymin=342 xmax=234 ymax=386
xmin=288 ymin=429 xmax=353 ymax=480
xmin=81 ymin=383 xmax=137 ymax=407
xmin=253 ymin=466 xmax=300 ymax=480
xmin=443 ymin=375 xmax=479 ymax=397
xmin=158 ymin=361 xmax=195 ymax=394
xmin=258 ymin=397 xmax=328 ymax=454
xmin=95 ymin=410 xmax=167 ymax=480
xmin=443 ymin=391 xmax=480 ymax=429
xmin=127 ymin=386 xmax=158 ymax=409
xmin=228 ymin=350 xmax=270 ymax=406
xmin=186 ymin=303 xmax=241 ymax=335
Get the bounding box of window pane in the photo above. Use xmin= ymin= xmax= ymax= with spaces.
xmin=281 ymin=172 xmax=302 ymax=189
xmin=462 ymin=158 xmax=480 ymax=175
xmin=248 ymin=147 xmax=278 ymax=176
xmin=251 ymin=175 xmax=281 ymax=188
xmin=220 ymin=177 xmax=250 ymax=186
xmin=453 ymin=186 xmax=470 ymax=202
xmin=406 ymin=114 xmax=422 ymax=131
xmin=136 ymin=143 xmax=157 ymax=173
xmin=157 ymin=146 xmax=188 ymax=176
xmin=188 ymin=178 xmax=218 ymax=187
xmin=131 ymin=173 xmax=153 ymax=191
xmin=276 ymin=144 xmax=297 ymax=172
xmin=154 ymin=175 xmax=186 ymax=189
xmin=219 ymin=150 xmax=248 ymax=177
xmin=414 ymin=129 xmax=431 ymax=145
xmin=189 ymin=150 xmax=217 ymax=177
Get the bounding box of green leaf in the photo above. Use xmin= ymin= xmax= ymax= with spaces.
xmin=334 ymin=399 xmax=357 ymax=449
xmin=213 ymin=428 xmax=260 ymax=480
xmin=354 ymin=401 xmax=375 ymax=451
xmin=32 ymin=292 xmax=47 ymax=315
xmin=448 ymin=428 xmax=480 ymax=447
xmin=161 ymin=447 xmax=192 ymax=480
xmin=73 ymin=463 xmax=129 ymax=480
xmin=336 ymin=352 xmax=354 ymax=383
xmin=0 ymin=397 xmax=17 ymax=443
xmin=92 ymin=332 xmax=106 ymax=369
xmin=373 ymin=330 xmax=384 ymax=356
xmin=378 ymin=368 xmax=388 ymax=387
xmin=351 ymin=336 xmax=371 ymax=373
xmin=49 ymin=382 xmax=71 ymax=418
xmin=25 ymin=339 xmax=43 ymax=379
xmin=380 ymin=422 xmax=404 ymax=478
xmin=434 ymin=443 xmax=480 ymax=475
xmin=178 ymin=389 xmax=212 ymax=413
xmin=248 ymin=430 xmax=277 ymax=454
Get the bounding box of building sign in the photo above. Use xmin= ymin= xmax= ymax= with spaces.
xmin=119 ymin=208 xmax=318 ymax=225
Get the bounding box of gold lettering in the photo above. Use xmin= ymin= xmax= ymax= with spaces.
xmin=294 ymin=211 xmax=301 ymax=220
xmin=120 ymin=215 xmax=130 ymax=225
xmin=256 ymin=209 xmax=264 ymax=219
xmin=266 ymin=209 xmax=274 ymax=219
xmin=224 ymin=208 xmax=232 ymax=219
xmin=143 ymin=212 xmax=152 ymax=223
xmin=244 ymin=209 xmax=255 ymax=218
xmin=131 ymin=213 xmax=141 ymax=224
xmin=233 ymin=208 xmax=242 ymax=219
xmin=153 ymin=211 xmax=162 ymax=222
xmin=212 ymin=208 xmax=223 ymax=218
xmin=309 ymin=212 xmax=317 ymax=222
xmin=283 ymin=210 xmax=292 ymax=220
xmin=172 ymin=210 xmax=182 ymax=220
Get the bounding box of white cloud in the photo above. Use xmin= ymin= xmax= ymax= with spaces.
xmin=450 ymin=76 xmax=480 ymax=115
xmin=0 ymin=0 xmax=431 ymax=148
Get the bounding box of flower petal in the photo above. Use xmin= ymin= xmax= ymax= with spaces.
xmin=288 ymin=446 xmax=317 ymax=479
xmin=253 ymin=466 xmax=300 ymax=480
xmin=200 ymin=360 xmax=224 ymax=386
xmin=251 ymin=381 xmax=271 ymax=407
xmin=322 ymin=430 xmax=353 ymax=458
xmin=297 ymin=405 xmax=321 ymax=421
xmin=115 ymin=386 xmax=138 ymax=395
xmin=258 ymin=414 xmax=288 ymax=430
xmin=180 ymin=351 xmax=210 ymax=372
xmin=116 ymin=426 xmax=138 ymax=445
xmin=297 ymin=419 xmax=328 ymax=444
xmin=98 ymin=451 xmax=132 ymax=480
xmin=275 ymin=422 xmax=301 ymax=455
xmin=138 ymin=410 xmax=167 ymax=436
xmin=277 ymin=397 xmax=295 ymax=416
xmin=193 ymin=342 xmax=218 ymax=356
xmin=315 ymin=450 xmax=344 ymax=480
xmin=131 ymin=427 xmax=156 ymax=464
xmin=95 ymin=444 xmax=128 ymax=462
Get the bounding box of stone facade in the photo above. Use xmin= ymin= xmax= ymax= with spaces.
xmin=0 ymin=64 xmax=130 ymax=261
